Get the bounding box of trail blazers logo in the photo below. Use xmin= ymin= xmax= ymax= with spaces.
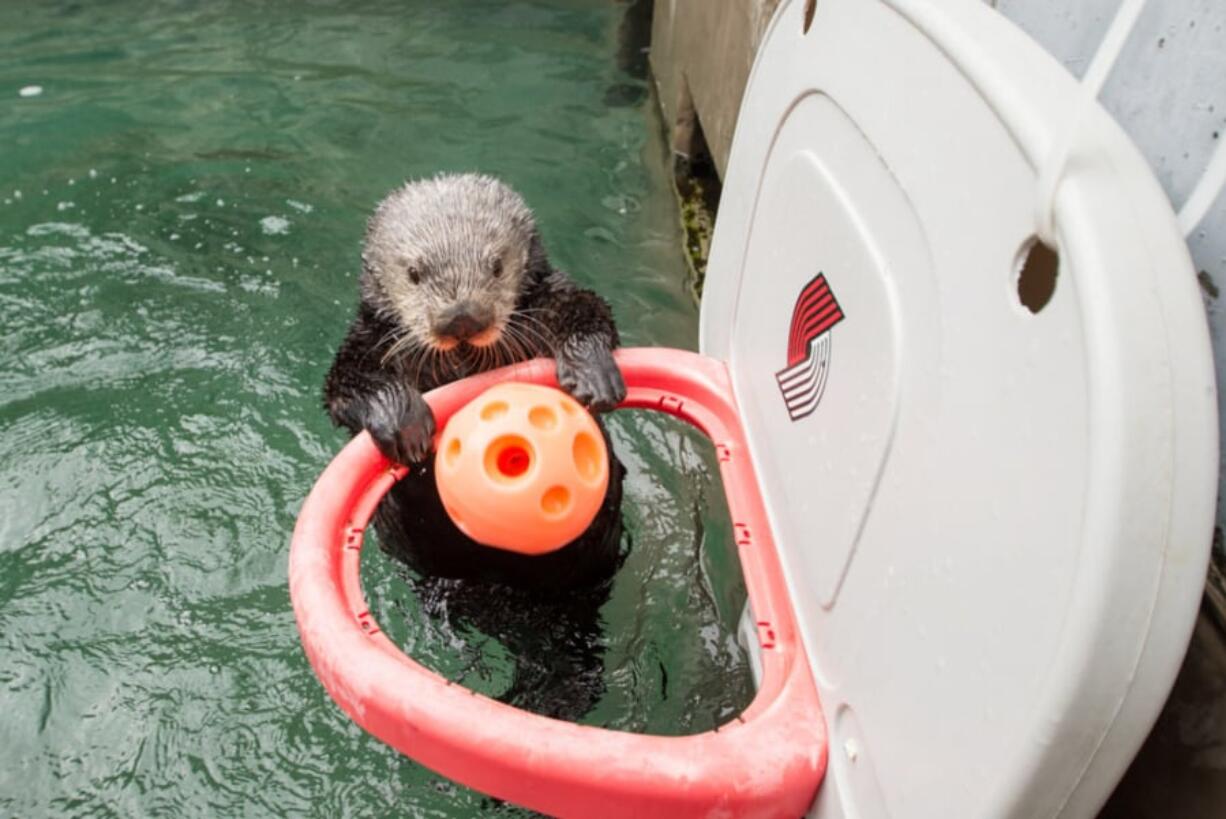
xmin=775 ymin=273 xmax=845 ymax=421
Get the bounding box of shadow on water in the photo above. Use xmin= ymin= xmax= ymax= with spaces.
xmin=605 ymin=0 xmax=655 ymax=107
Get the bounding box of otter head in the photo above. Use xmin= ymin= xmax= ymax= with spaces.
xmin=361 ymin=173 xmax=541 ymax=353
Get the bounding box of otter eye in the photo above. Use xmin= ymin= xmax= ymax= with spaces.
xmin=407 ymin=265 xmax=421 ymax=284
xmin=490 ymin=258 xmax=503 ymax=279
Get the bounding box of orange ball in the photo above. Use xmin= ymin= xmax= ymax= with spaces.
xmin=434 ymin=383 xmax=610 ymax=555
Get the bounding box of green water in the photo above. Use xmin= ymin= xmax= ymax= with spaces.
xmin=0 ymin=1 xmax=752 ymax=815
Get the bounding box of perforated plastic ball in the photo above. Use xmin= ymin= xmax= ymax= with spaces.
xmin=434 ymin=382 xmax=610 ymax=555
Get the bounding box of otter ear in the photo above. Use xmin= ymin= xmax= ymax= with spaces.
xmin=358 ymin=267 xmax=386 ymax=310
xmin=358 ymin=252 xmax=393 ymax=308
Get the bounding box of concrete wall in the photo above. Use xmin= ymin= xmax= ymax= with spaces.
xmin=649 ymin=0 xmax=779 ymax=177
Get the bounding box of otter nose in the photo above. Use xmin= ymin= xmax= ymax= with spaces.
xmin=435 ymin=303 xmax=490 ymax=341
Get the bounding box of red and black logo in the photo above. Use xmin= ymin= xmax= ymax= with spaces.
xmin=775 ymin=273 xmax=845 ymax=421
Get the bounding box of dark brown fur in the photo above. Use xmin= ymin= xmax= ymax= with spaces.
xmin=323 ymin=174 xmax=626 ymax=592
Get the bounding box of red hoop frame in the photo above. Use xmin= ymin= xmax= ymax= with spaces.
xmin=289 ymin=348 xmax=827 ymax=818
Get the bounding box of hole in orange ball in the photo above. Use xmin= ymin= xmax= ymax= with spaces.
xmin=481 ymin=401 xmax=509 ymax=421
xmin=558 ymin=399 xmax=577 ymax=416
xmin=499 ymin=447 xmax=530 ymax=477
xmin=484 ymin=435 xmax=533 ymax=483
xmin=572 ymin=432 xmax=601 ymax=482
xmin=541 ymin=485 xmax=571 ymax=517
xmin=529 ymin=405 xmax=558 ymax=430
xmin=444 ymin=437 xmax=462 ymax=467
xmin=445 ymin=504 xmax=462 ymax=524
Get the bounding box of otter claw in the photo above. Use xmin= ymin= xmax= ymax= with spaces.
xmin=366 ymin=386 xmax=437 ymax=465
xmin=557 ymin=345 xmax=626 ymax=412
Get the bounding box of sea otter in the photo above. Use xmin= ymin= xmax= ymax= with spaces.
xmin=323 ymin=173 xmax=627 ymax=592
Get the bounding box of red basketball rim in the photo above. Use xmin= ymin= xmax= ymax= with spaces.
xmin=288 ymin=347 xmax=827 ymax=818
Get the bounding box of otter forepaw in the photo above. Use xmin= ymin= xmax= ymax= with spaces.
xmin=556 ymin=337 xmax=626 ymax=412
xmin=366 ymin=385 xmax=437 ymax=465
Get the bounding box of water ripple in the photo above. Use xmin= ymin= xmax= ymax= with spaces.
xmin=0 ymin=1 xmax=747 ymax=815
